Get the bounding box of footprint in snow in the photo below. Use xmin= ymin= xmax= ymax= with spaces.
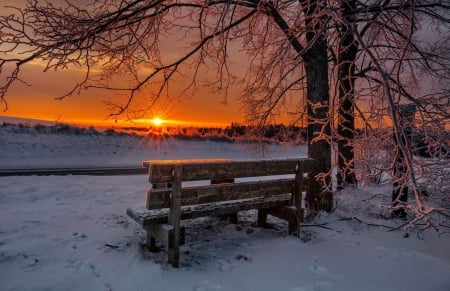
xmin=217 ymin=259 xmax=233 ymax=272
xmin=88 ymin=263 xmax=100 ymax=278
xmin=374 ymin=246 xmax=388 ymax=258
xmin=192 ymin=280 xmax=222 ymax=291
xmin=309 ymin=256 xmax=328 ymax=275
xmin=290 ymin=281 xmax=336 ymax=291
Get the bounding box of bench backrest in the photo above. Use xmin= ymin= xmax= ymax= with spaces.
xmin=143 ymin=158 xmax=313 ymax=209
xmin=143 ymin=158 xmax=313 ymax=210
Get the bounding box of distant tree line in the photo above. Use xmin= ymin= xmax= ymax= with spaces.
xmin=1 ymin=121 xmax=307 ymax=144
xmin=143 ymin=122 xmax=307 ymax=144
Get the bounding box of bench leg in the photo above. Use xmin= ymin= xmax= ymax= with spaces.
xmin=147 ymin=233 xmax=159 ymax=252
xmin=288 ymin=217 xmax=300 ymax=236
xmin=220 ymin=213 xmax=239 ymax=224
xmin=168 ymin=232 xmax=180 ymax=268
xmin=257 ymin=209 xmax=268 ymax=227
xmin=229 ymin=213 xmax=239 ymax=224
xmin=267 ymin=206 xmax=302 ymax=236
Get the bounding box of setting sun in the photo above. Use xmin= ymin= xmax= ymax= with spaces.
xmin=151 ymin=117 xmax=164 ymax=126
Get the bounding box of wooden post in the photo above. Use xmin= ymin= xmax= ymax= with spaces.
xmin=147 ymin=163 xmax=153 ymax=183
xmin=146 ymin=163 xmax=170 ymax=251
xmin=291 ymin=161 xmax=305 ymax=236
xmin=292 ymin=161 xmax=304 ymax=209
xmin=212 ymin=178 xmax=238 ymax=224
xmin=147 ymin=233 xmax=159 ymax=252
xmin=257 ymin=209 xmax=268 ymax=227
xmin=168 ymin=164 xmax=182 ymax=267
xmin=146 ymin=163 xmax=159 ymax=252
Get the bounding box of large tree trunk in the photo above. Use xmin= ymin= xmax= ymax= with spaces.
xmin=267 ymin=0 xmax=332 ymax=211
xmin=337 ymin=0 xmax=358 ymax=189
xmin=303 ymin=0 xmax=333 ymax=212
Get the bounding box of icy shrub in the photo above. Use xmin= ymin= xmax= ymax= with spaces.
xmin=33 ymin=124 xmax=48 ymax=133
xmin=353 ymin=130 xmax=393 ymax=185
xmin=104 ymin=128 xmax=118 ymax=136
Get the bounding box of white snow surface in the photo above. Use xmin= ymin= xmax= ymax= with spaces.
xmin=1 ymin=125 xmax=449 ymax=291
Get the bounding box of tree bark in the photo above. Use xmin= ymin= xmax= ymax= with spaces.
xmin=303 ymin=0 xmax=333 ymax=211
xmin=267 ymin=0 xmax=333 ymax=211
xmin=337 ymin=0 xmax=358 ymax=189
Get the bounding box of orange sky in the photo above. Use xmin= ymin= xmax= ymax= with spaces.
xmin=1 ymin=62 xmax=244 ymax=127
xmin=1 ymin=53 xmax=245 ymax=128
xmin=0 ymin=0 xmax=247 ymax=128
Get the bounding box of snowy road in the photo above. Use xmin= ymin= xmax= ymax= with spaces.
xmin=0 ymin=166 xmax=147 ymax=176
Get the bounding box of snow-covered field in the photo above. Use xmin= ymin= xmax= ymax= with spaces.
xmin=1 ymin=124 xmax=449 ymax=291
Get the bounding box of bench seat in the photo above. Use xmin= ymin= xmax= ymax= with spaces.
xmin=127 ymin=193 xmax=292 ymax=225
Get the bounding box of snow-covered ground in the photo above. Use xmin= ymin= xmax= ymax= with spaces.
xmin=1 ymin=124 xmax=449 ymax=291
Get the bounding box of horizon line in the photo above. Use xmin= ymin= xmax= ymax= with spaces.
xmin=0 ymin=115 xmax=232 ymax=129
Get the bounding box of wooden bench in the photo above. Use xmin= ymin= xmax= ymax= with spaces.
xmin=127 ymin=158 xmax=313 ymax=267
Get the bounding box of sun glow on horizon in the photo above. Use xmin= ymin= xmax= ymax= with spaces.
xmin=151 ymin=117 xmax=164 ymax=127
xmin=128 ymin=117 xmax=226 ymax=128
